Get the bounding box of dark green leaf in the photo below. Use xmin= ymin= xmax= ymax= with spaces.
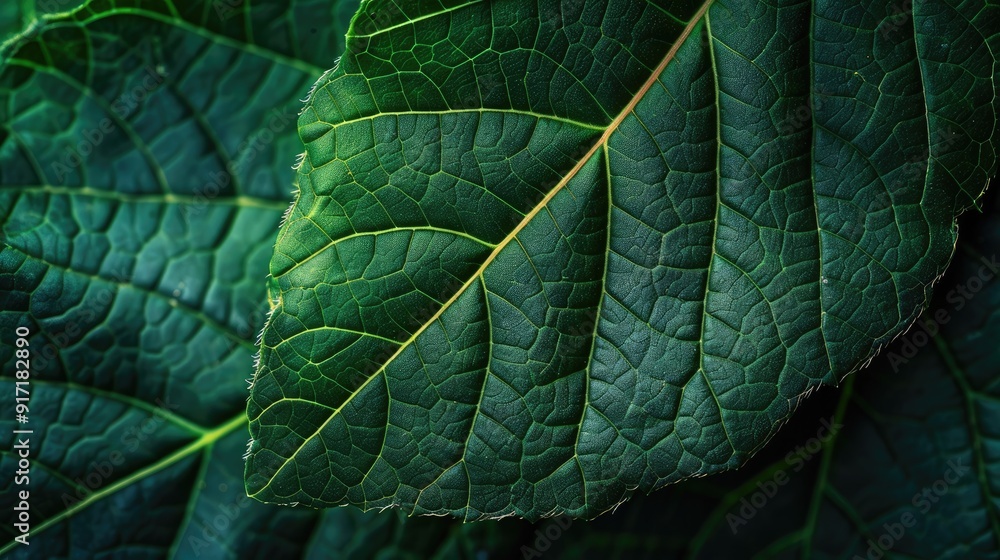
xmin=542 ymin=188 xmax=1000 ymax=559
xmin=246 ymin=0 xmax=999 ymax=521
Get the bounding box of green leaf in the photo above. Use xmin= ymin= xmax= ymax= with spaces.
xmin=246 ymin=0 xmax=1000 ymax=521
xmin=0 ymin=1 xmax=521 ymax=557
xmin=542 ymin=187 xmax=1000 ymax=559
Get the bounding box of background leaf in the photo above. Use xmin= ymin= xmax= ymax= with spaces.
xmin=247 ymin=0 xmax=1000 ymax=521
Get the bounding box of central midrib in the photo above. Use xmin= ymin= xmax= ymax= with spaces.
xmin=251 ymin=0 xmax=715 ymax=496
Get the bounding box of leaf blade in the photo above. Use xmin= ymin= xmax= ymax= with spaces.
xmin=247 ymin=0 xmax=999 ymax=521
